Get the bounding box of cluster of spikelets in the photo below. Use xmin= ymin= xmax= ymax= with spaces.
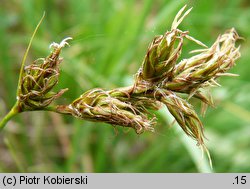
xmin=1 ymin=6 xmax=241 ymax=150
xmin=61 ymin=6 xmax=240 ymax=146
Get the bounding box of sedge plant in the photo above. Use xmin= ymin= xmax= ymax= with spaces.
xmin=0 ymin=6 xmax=241 ymax=164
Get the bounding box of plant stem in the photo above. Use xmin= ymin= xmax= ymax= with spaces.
xmin=44 ymin=105 xmax=72 ymax=115
xmin=0 ymin=102 xmax=20 ymax=131
xmin=0 ymin=104 xmax=72 ymax=132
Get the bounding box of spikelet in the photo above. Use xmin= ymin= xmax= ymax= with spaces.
xmin=18 ymin=37 xmax=72 ymax=110
xmin=63 ymin=88 xmax=156 ymax=134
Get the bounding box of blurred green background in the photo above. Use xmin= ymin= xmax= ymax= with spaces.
xmin=0 ymin=0 xmax=249 ymax=172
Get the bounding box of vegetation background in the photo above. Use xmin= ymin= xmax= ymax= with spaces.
xmin=0 ymin=0 xmax=249 ymax=172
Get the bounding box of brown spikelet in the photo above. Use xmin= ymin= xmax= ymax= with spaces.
xmin=18 ymin=38 xmax=72 ymax=110
xmin=62 ymin=88 xmax=156 ymax=134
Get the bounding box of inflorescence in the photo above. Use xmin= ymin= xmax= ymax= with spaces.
xmin=0 ymin=6 xmax=241 ymax=154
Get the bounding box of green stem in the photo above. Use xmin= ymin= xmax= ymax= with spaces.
xmin=0 ymin=102 xmax=20 ymax=131
xmin=0 ymin=104 xmax=71 ymax=132
xmin=44 ymin=105 xmax=72 ymax=115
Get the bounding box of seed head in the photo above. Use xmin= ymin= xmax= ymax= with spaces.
xmin=134 ymin=6 xmax=241 ymax=147
xmin=164 ymin=28 xmax=241 ymax=105
xmin=140 ymin=5 xmax=207 ymax=83
xmin=66 ymin=89 xmax=155 ymax=134
xmin=18 ymin=37 xmax=72 ymax=110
